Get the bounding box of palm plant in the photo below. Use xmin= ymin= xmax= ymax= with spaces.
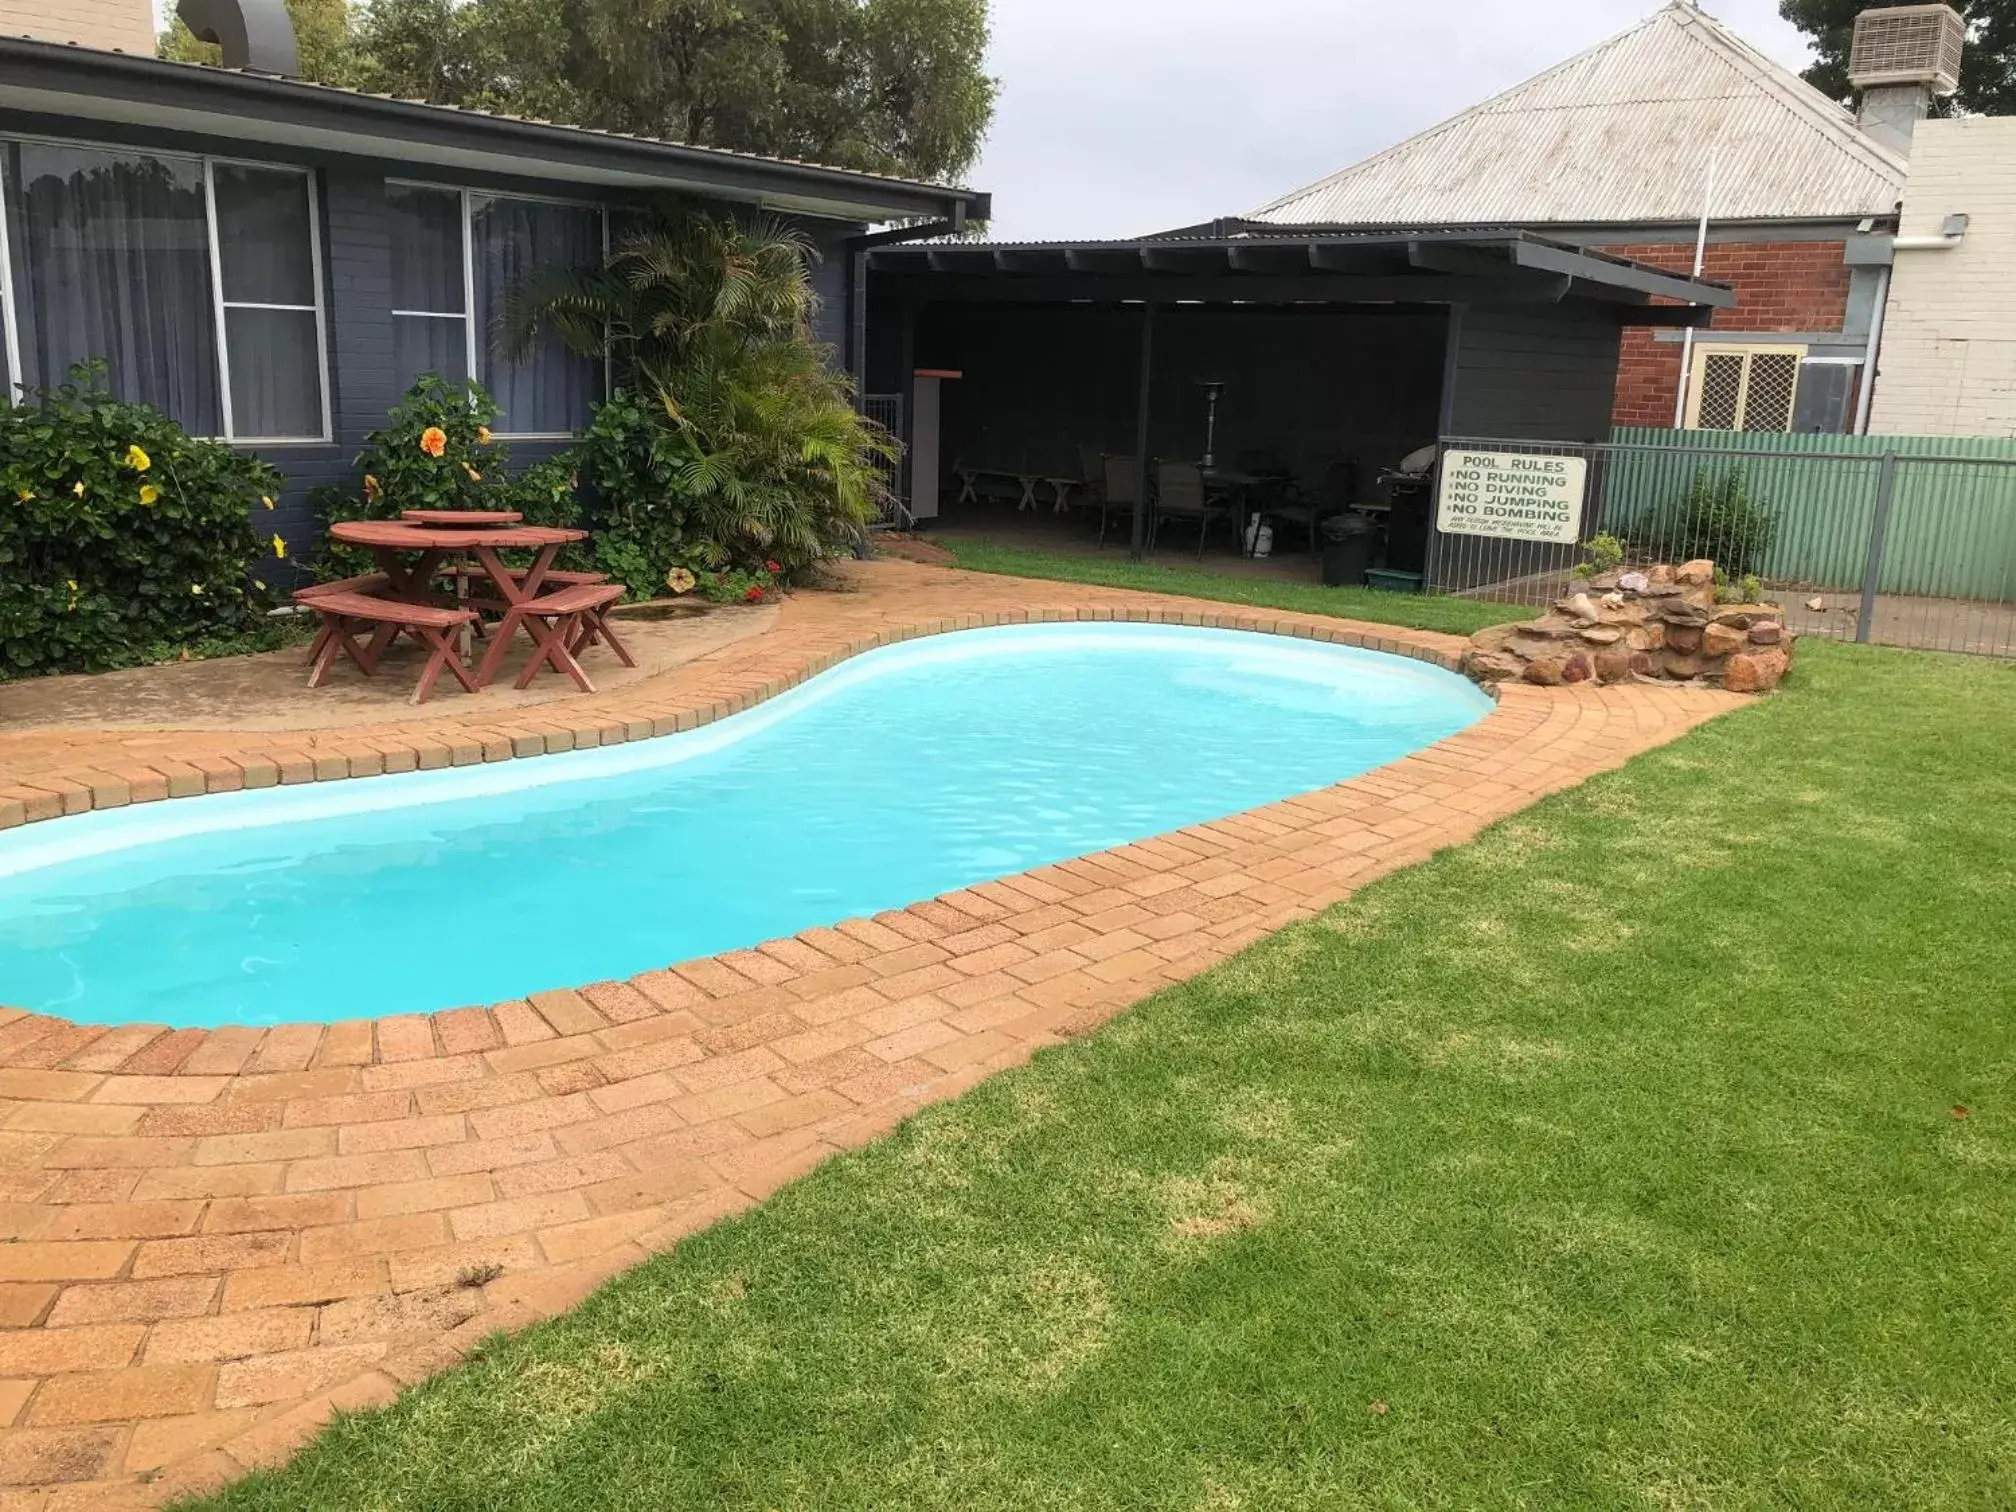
xmin=502 ymin=203 xmax=892 ymax=582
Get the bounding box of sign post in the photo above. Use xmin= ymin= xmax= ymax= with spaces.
xmin=1434 ymin=448 xmax=1588 ymax=544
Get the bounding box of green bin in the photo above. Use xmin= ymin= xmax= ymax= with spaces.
xmin=1363 ymin=568 xmax=1423 ymax=594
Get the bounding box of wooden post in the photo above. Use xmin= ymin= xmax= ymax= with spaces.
xmin=1130 ymin=303 xmax=1156 ymax=560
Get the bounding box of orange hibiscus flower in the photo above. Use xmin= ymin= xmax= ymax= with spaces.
xmin=419 ymin=426 xmax=448 ymax=457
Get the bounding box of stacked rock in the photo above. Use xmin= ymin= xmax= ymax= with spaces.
xmin=1459 ymin=559 xmax=1793 ymax=693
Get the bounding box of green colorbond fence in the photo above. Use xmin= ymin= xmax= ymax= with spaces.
xmin=1606 ymin=427 xmax=2016 ymax=601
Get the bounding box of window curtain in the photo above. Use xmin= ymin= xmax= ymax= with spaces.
xmin=5 ymin=143 xmax=220 ymax=435
xmin=212 ymin=165 xmax=322 ymax=439
xmin=470 ymin=196 xmax=603 ymax=433
xmin=387 ymin=184 xmax=468 ymax=395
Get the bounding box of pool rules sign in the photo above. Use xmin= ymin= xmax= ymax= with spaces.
xmin=1435 ymin=448 xmax=1587 ymax=543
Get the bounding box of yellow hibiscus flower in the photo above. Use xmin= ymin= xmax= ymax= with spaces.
xmin=461 ymin=462 xmax=482 ymax=482
xmin=665 ymin=566 xmax=698 ymax=594
xmin=476 ymin=426 xmax=493 ymax=446
xmin=138 ymin=484 xmax=160 ymax=506
xmin=125 ymin=445 xmax=151 ymax=473
xmin=71 ymin=480 xmax=86 ymax=498
xmin=271 ymin=533 xmax=288 ymax=559
xmin=260 ymin=495 xmax=275 ymax=511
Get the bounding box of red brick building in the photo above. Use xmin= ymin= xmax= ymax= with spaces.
xmin=1239 ymin=1 xmax=1905 ymax=434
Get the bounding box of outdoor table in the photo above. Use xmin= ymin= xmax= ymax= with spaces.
xmin=327 ymin=518 xmax=588 ymax=686
xmin=399 ymin=509 xmax=523 ymax=527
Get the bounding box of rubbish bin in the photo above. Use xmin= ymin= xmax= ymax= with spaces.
xmin=1319 ymin=511 xmax=1375 ymax=587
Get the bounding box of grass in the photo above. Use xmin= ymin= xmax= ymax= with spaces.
xmin=186 ymin=641 xmax=2016 ymax=1511
xmin=933 ymin=538 xmax=1534 ymax=637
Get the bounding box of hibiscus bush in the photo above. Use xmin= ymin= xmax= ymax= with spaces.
xmin=0 ymin=364 xmax=280 ymax=679
xmin=310 ymin=375 xmax=582 ymax=579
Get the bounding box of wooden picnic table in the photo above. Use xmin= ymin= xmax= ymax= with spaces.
xmin=327 ymin=518 xmax=589 ymax=687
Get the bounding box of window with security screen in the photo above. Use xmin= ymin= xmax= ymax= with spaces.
xmin=1685 ymin=344 xmax=1807 ymax=431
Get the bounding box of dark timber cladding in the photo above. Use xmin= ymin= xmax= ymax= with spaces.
xmin=869 ymin=230 xmax=1733 ymax=558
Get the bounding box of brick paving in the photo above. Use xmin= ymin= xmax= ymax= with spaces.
xmin=0 ymin=560 xmax=1745 ymax=1507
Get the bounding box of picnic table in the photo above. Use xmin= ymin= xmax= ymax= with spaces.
xmin=327 ymin=518 xmax=593 ymax=688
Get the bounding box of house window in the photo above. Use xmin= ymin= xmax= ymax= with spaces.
xmin=387 ymin=182 xmax=605 ymax=436
xmin=1686 ymin=343 xmax=1806 ymax=432
xmin=0 ymin=140 xmax=328 ymax=442
xmin=388 ymin=184 xmax=468 ymax=390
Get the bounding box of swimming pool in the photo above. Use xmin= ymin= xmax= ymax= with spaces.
xmin=0 ymin=624 xmax=1492 ymax=1028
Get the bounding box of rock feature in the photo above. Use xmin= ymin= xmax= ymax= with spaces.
xmin=1461 ymin=563 xmax=1795 ymax=693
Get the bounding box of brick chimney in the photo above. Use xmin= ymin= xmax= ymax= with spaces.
xmin=1850 ymin=4 xmax=1966 ymax=156
xmin=0 ymin=0 xmax=154 ymax=53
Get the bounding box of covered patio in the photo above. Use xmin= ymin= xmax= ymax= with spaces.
xmin=866 ymin=230 xmax=1733 ymax=579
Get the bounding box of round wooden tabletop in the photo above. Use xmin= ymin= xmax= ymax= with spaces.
xmin=330 ymin=519 xmax=586 ymax=550
xmin=399 ymin=509 xmax=524 ymax=527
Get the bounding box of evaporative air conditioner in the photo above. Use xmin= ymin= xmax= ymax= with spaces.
xmin=1849 ymin=4 xmax=1966 ymax=95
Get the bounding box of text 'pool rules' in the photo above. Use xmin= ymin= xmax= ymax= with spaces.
xmin=1434 ymin=449 xmax=1588 ymax=544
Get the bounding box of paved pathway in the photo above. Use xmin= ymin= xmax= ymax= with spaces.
xmin=0 ymin=561 xmax=1745 ymax=1507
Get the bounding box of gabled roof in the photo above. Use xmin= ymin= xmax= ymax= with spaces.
xmin=0 ymin=35 xmax=987 ymax=227
xmin=1249 ymin=0 xmax=1905 ymax=230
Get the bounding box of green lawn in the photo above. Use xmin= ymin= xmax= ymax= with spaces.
xmin=933 ymin=539 xmax=1534 ymax=637
xmin=189 ymin=642 xmax=2016 ymax=1511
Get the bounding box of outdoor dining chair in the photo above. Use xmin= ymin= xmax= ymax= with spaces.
xmin=1098 ymin=454 xmax=1141 ymax=547
xmin=1151 ymin=460 xmax=1235 ymax=558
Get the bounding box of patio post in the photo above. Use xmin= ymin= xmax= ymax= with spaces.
xmin=1130 ymin=303 xmax=1156 ymax=560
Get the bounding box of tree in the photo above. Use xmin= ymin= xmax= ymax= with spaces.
xmin=345 ymin=0 xmax=993 ymax=183
xmin=159 ymin=0 xmax=361 ymax=87
xmin=504 ymin=204 xmax=894 ymax=580
xmin=1781 ymin=0 xmax=2016 ymax=118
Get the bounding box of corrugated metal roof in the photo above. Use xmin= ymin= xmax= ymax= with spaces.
xmin=1250 ymin=0 xmax=1906 ymax=228
xmin=0 ymin=35 xmax=980 ymax=207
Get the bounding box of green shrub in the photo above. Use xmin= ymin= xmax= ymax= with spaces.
xmin=310 ymin=376 xmax=582 ymax=579
xmin=0 ymin=365 xmax=279 ymax=679
xmin=1571 ymin=530 xmax=1625 ymax=579
xmin=569 ymin=388 xmax=691 ymax=598
xmin=506 ymin=203 xmax=894 ymax=596
xmin=1648 ymin=465 xmax=1778 ymax=579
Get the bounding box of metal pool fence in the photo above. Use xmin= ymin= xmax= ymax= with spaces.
xmin=862 ymin=393 xmax=907 ymax=528
xmin=1426 ymin=431 xmax=2016 ymax=658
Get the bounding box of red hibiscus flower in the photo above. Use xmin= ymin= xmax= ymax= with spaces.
xmin=764 ymin=559 xmax=781 ymax=575
xmin=744 ymin=585 xmax=765 ymax=603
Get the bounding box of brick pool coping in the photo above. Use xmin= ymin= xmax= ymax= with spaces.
xmin=0 ymin=562 xmax=1747 ymax=1506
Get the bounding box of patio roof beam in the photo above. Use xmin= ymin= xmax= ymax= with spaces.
xmin=1306 ymin=243 xmax=1403 ymax=275
xmin=993 ymin=248 xmax=1071 ymax=273
xmin=1406 ymin=240 xmax=1518 ymax=278
xmin=1226 ymin=244 xmax=1312 ymax=275
xmin=1065 ymin=248 xmax=1147 ymax=274
xmin=1140 ymin=245 xmax=1231 ymax=273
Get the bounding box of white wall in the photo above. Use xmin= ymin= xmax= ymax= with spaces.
xmin=0 ymin=0 xmax=154 ymax=52
xmin=1869 ymin=118 xmax=2016 ymax=438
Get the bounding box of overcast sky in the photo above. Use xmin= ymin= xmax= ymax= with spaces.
xmin=970 ymin=0 xmax=1815 ymax=240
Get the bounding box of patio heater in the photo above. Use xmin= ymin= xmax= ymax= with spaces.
xmin=1197 ymin=380 xmax=1226 ymax=469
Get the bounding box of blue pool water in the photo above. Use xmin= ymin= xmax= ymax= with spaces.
xmin=0 ymin=624 xmax=1491 ymax=1028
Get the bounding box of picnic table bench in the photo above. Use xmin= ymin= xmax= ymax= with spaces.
xmin=499 ymin=581 xmax=634 ymax=693
xmin=296 ymin=588 xmax=480 ymax=705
